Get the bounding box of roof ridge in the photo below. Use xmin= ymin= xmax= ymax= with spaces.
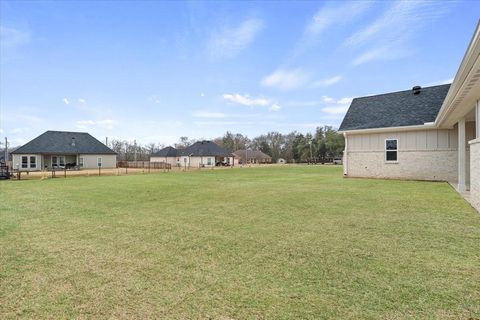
xmin=353 ymin=84 xmax=451 ymax=101
xmin=46 ymin=130 xmax=89 ymax=134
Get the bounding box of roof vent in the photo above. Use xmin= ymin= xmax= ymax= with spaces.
xmin=71 ymin=137 xmax=76 ymax=147
xmin=412 ymin=86 xmax=421 ymax=95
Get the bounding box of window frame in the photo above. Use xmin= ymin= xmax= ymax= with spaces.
xmin=79 ymin=157 xmax=84 ymax=167
xmin=385 ymin=139 xmax=398 ymax=163
xmin=29 ymin=156 xmax=36 ymax=168
xmin=21 ymin=156 xmax=28 ymax=169
xmin=97 ymin=157 xmax=102 ymax=167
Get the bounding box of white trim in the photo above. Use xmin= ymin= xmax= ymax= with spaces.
xmin=339 ymin=123 xmax=437 ymax=135
xmin=435 ymin=22 xmax=480 ymax=127
xmin=343 ymin=132 xmax=348 ymax=176
xmin=385 ymin=139 xmax=398 ymax=162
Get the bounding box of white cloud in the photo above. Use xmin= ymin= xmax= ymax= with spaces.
xmin=207 ymin=18 xmax=264 ymax=60
xmin=76 ymin=119 xmax=117 ymax=130
xmin=290 ymin=1 xmax=371 ymax=55
xmin=269 ymin=104 xmax=281 ymax=112
xmin=223 ymin=93 xmax=282 ymax=113
xmin=200 ymin=93 xmax=205 ymax=97
xmin=352 ymin=47 xmax=389 ymax=66
xmin=78 ymin=98 xmax=86 ymax=104
xmin=62 ymin=98 xmax=70 ymax=105
xmin=346 ymin=1 xmax=453 ymax=65
xmin=261 ymin=69 xmax=309 ymax=90
xmin=321 ymin=96 xmax=354 ymax=115
xmin=0 ymin=26 xmax=31 ymax=48
xmin=321 ymin=96 xmax=334 ymax=103
xmin=223 ymin=93 xmax=271 ymax=107
xmin=192 ymin=111 xmax=226 ymax=119
xmin=305 ymin=1 xmax=372 ymax=38
xmin=311 ymin=75 xmax=343 ymax=88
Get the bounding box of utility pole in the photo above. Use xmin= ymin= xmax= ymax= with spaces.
xmin=134 ymin=140 xmax=137 ymax=162
xmin=4 ymin=137 xmax=8 ymax=163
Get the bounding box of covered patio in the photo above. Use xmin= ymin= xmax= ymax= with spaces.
xmin=437 ymin=23 xmax=480 ymax=209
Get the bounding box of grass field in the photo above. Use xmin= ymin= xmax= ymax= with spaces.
xmin=1 ymin=166 xmax=479 ymax=319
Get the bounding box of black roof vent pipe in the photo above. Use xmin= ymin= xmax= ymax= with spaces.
xmin=412 ymin=86 xmax=421 ymax=94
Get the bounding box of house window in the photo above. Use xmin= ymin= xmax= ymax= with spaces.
xmin=386 ymin=139 xmax=398 ymax=162
xmin=30 ymin=156 xmax=36 ymax=168
xmin=97 ymin=157 xmax=102 ymax=167
xmin=79 ymin=157 xmax=84 ymax=167
xmin=21 ymin=156 xmax=28 ymax=168
xmin=207 ymin=157 xmax=212 ymax=165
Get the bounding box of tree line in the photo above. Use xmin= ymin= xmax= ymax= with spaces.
xmin=108 ymin=126 xmax=344 ymax=163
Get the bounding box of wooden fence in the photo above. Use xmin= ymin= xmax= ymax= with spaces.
xmin=117 ymin=161 xmax=171 ymax=170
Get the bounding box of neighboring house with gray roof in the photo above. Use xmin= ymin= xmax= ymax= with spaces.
xmin=339 ymin=22 xmax=479 ymax=211
xmin=11 ymin=130 xmax=117 ymax=171
xmin=150 ymin=146 xmax=179 ymax=167
xmin=233 ymin=149 xmax=272 ymax=164
xmin=150 ymin=141 xmax=235 ymax=168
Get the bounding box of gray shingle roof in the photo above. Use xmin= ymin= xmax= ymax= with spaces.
xmin=233 ymin=150 xmax=272 ymax=160
xmin=151 ymin=146 xmax=178 ymax=157
xmin=12 ymin=131 xmax=116 ymax=155
xmin=339 ymin=84 xmax=451 ymax=131
xmin=179 ymin=141 xmax=231 ymax=157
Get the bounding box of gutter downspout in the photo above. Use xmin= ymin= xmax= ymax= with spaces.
xmin=343 ymin=132 xmax=348 ymax=176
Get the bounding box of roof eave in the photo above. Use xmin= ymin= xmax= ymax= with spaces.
xmin=435 ymin=20 xmax=480 ymax=127
xmin=339 ymin=123 xmax=438 ymax=135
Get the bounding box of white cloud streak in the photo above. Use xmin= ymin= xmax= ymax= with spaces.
xmin=62 ymin=98 xmax=70 ymax=105
xmin=321 ymin=96 xmax=354 ymax=115
xmin=207 ymin=18 xmax=264 ymax=60
xmin=223 ymin=93 xmax=281 ymax=112
xmin=223 ymin=93 xmax=271 ymax=107
xmin=261 ymin=69 xmax=309 ymax=90
xmin=346 ymin=0 xmax=454 ymax=66
xmin=311 ymin=75 xmax=343 ymax=88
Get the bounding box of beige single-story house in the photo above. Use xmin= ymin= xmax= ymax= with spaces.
xmin=150 ymin=146 xmax=180 ymax=167
xmin=11 ymin=130 xmax=117 ymax=171
xmin=178 ymin=140 xmax=234 ymax=168
xmin=233 ymin=149 xmax=272 ymax=165
xmin=339 ymin=23 xmax=479 ymax=211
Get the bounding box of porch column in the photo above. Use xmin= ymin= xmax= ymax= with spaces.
xmin=458 ymin=118 xmax=467 ymax=192
xmin=476 ymin=100 xmax=479 ymax=138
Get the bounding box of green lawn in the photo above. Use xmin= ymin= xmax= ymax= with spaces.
xmin=1 ymin=166 xmax=479 ymax=319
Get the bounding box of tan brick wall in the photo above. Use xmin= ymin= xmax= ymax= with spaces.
xmin=346 ymin=150 xmax=457 ymax=181
xmin=469 ymin=139 xmax=480 ymax=211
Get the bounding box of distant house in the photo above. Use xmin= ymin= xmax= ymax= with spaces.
xmin=178 ymin=140 xmax=234 ymax=168
xmin=339 ymin=22 xmax=479 ymax=211
xmin=233 ymin=149 xmax=272 ymax=164
xmin=150 ymin=141 xmax=234 ymax=168
xmin=11 ymin=131 xmax=117 ymax=171
xmin=150 ymin=146 xmax=179 ymax=167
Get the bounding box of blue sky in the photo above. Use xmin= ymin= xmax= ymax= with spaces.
xmin=1 ymin=0 xmax=479 ymax=146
